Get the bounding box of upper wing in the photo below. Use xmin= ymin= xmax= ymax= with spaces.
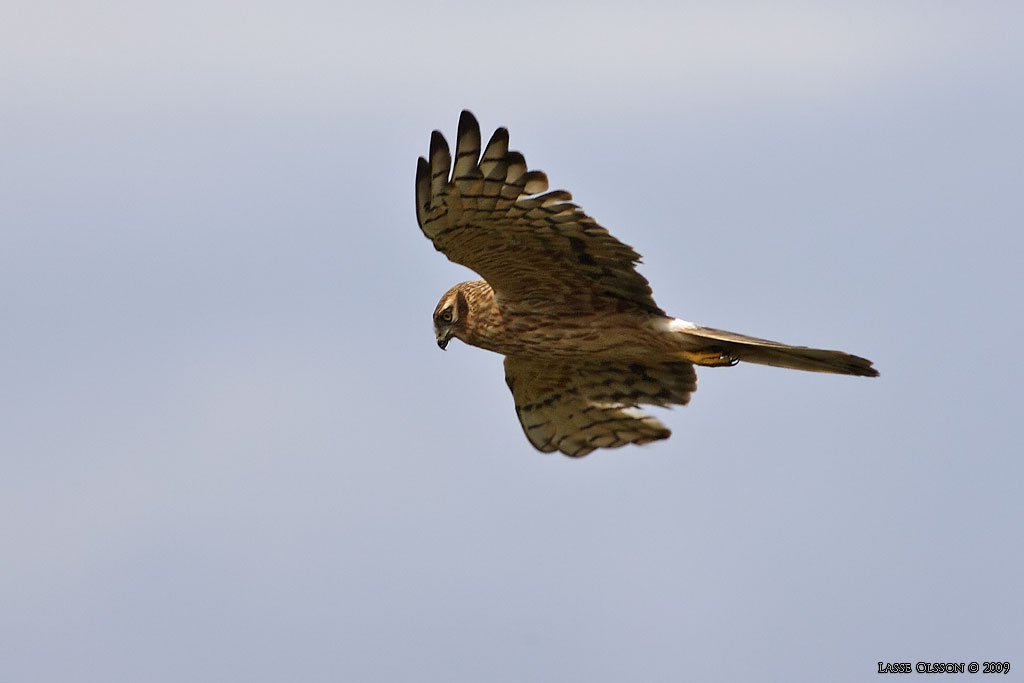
xmin=504 ymin=356 xmax=697 ymax=457
xmin=416 ymin=111 xmax=664 ymax=315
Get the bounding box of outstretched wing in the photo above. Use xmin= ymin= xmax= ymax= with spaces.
xmin=416 ymin=111 xmax=664 ymax=315
xmin=504 ymin=356 xmax=697 ymax=457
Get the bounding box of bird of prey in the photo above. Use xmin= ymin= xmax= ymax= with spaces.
xmin=416 ymin=111 xmax=877 ymax=457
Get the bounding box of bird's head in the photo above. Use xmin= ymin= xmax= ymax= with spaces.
xmin=433 ymin=283 xmax=470 ymax=350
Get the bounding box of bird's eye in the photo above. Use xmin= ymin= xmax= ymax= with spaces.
xmin=439 ymin=309 xmax=453 ymax=323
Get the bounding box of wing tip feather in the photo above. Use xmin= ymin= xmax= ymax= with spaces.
xmin=458 ymin=109 xmax=478 ymax=133
xmin=429 ymin=130 xmax=448 ymax=158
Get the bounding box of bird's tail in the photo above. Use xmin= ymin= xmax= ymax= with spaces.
xmin=680 ymin=325 xmax=879 ymax=377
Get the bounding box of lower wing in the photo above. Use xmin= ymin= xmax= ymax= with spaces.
xmin=503 ymin=357 xmax=697 ymax=457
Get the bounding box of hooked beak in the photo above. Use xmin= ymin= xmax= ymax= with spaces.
xmin=436 ymin=330 xmax=452 ymax=350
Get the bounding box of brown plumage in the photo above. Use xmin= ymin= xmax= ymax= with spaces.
xmin=418 ymin=111 xmax=877 ymax=457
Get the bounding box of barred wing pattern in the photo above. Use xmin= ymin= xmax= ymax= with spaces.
xmin=504 ymin=357 xmax=698 ymax=457
xmin=416 ymin=110 xmax=664 ymax=315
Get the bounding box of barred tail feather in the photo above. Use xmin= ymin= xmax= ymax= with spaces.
xmin=685 ymin=325 xmax=879 ymax=377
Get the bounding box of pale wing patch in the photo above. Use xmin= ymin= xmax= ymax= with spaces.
xmin=660 ymin=317 xmax=698 ymax=332
xmin=504 ymin=357 xmax=698 ymax=458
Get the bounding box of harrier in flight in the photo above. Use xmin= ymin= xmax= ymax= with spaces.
xmin=416 ymin=111 xmax=877 ymax=457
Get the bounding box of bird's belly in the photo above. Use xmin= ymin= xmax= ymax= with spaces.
xmin=470 ymin=313 xmax=678 ymax=360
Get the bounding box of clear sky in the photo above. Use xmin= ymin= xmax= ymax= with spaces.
xmin=2 ymin=2 xmax=1022 ymax=681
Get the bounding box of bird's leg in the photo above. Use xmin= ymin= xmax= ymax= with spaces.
xmin=678 ymin=347 xmax=739 ymax=367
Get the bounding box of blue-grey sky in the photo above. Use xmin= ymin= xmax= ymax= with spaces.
xmin=2 ymin=2 xmax=1022 ymax=681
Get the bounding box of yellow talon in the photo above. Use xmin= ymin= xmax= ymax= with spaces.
xmin=678 ymin=348 xmax=739 ymax=367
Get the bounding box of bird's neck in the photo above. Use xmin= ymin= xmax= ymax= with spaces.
xmin=458 ymin=281 xmax=509 ymax=352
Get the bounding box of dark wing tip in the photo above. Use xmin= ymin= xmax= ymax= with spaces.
xmin=416 ymin=155 xmax=430 ymax=192
xmin=415 ymin=157 xmax=431 ymax=227
xmin=429 ymin=130 xmax=448 ymax=160
xmin=458 ymin=110 xmax=479 ymax=138
xmin=489 ymin=126 xmax=510 ymax=145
